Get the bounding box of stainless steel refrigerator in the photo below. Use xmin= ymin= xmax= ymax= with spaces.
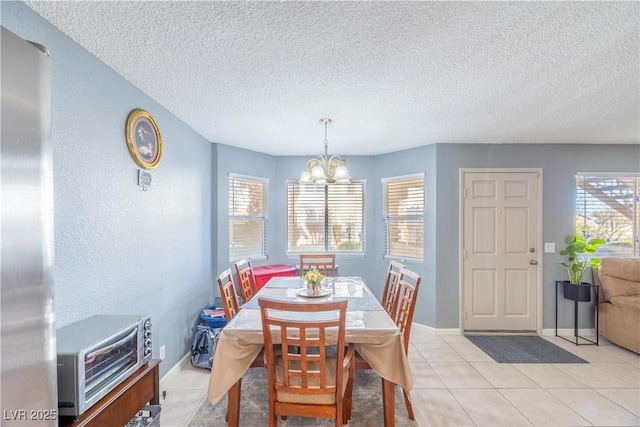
xmin=1 ymin=26 xmax=57 ymax=426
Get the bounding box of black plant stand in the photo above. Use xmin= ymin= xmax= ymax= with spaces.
xmin=555 ymin=281 xmax=599 ymax=345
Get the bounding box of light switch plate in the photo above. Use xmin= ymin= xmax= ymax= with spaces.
xmin=544 ymin=242 xmax=555 ymax=253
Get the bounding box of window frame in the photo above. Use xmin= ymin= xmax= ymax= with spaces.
xmin=575 ymin=172 xmax=639 ymax=258
xmin=228 ymin=173 xmax=269 ymax=262
xmin=382 ymin=173 xmax=425 ymax=261
xmin=285 ymin=180 xmax=366 ymax=257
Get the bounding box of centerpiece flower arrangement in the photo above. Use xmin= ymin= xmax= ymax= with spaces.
xmin=302 ymin=268 xmax=325 ymax=295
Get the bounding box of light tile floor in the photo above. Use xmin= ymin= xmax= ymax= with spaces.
xmin=159 ymin=329 xmax=640 ymax=426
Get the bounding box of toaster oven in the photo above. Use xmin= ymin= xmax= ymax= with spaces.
xmin=56 ymin=315 xmax=152 ymax=417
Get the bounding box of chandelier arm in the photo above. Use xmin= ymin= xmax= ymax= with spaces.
xmin=328 ymin=154 xmax=343 ymax=165
xmin=318 ymin=155 xmax=328 ymax=169
xmin=307 ymin=155 xmax=325 ymax=169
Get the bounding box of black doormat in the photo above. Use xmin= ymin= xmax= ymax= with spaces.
xmin=466 ymin=335 xmax=588 ymax=363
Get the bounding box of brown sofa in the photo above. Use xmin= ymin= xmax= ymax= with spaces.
xmin=594 ymin=258 xmax=640 ymax=354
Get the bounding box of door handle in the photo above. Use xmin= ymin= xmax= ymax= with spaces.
xmin=529 ymin=259 xmax=538 ymax=265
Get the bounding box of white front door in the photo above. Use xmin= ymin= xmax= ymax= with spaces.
xmin=462 ymin=170 xmax=540 ymax=331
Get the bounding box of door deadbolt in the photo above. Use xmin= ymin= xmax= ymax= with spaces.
xmin=530 ymin=247 xmax=536 ymax=253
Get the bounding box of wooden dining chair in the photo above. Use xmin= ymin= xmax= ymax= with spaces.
xmin=217 ymin=269 xmax=241 ymax=322
xmin=217 ymin=268 xmax=264 ymax=370
xmin=380 ymin=260 xmax=405 ymax=318
xmin=216 ymin=268 xmax=267 ymax=422
xmin=299 ymin=253 xmax=337 ymax=277
xmin=234 ymin=258 xmax=257 ymax=303
xmin=354 ymin=260 xmax=404 ymax=370
xmin=355 ymin=266 xmax=421 ymax=420
xmin=392 ymin=267 xmax=421 ymax=420
xmin=258 ymin=298 xmax=355 ymax=427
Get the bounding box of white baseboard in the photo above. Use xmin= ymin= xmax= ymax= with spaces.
xmin=412 ymin=322 xmax=462 ymax=335
xmin=413 ymin=323 xmax=598 ymax=338
xmin=435 ymin=328 xmax=463 ymax=336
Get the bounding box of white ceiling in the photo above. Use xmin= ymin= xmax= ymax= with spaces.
xmin=24 ymin=1 xmax=639 ymax=156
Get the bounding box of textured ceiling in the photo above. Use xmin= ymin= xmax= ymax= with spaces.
xmin=24 ymin=1 xmax=639 ymax=156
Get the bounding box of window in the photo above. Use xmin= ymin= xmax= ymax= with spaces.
xmin=287 ymin=182 xmax=364 ymax=253
xmin=229 ymin=174 xmax=268 ymax=261
xmin=576 ymin=174 xmax=639 ymax=257
xmin=383 ymin=174 xmax=424 ymax=260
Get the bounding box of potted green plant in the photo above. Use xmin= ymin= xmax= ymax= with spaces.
xmin=559 ymin=234 xmax=605 ymax=301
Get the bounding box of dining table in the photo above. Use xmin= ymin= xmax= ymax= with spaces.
xmin=207 ymin=276 xmax=413 ymax=426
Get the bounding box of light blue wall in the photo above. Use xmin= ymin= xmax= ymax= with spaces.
xmin=4 ymin=1 xmax=639 ymax=381
xmin=2 ymin=2 xmax=214 ymax=377
xmin=214 ymin=151 xmax=386 ymax=296
xmin=165 ymin=125 xmax=639 ymax=335
xmin=434 ymin=143 xmax=640 ymax=329
xmin=273 ymin=155 xmax=381 ymax=287
xmin=374 ymin=145 xmax=437 ymax=326
xmin=213 ymin=144 xmax=277 ymax=274
xmin=216 ymin=147 xmax=437 ymax=326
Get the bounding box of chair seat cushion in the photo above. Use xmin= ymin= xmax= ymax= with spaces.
xmin=274 ymin=356 xmax=349 ymax=405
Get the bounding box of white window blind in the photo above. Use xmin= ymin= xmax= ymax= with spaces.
xmin=576 ymin=174 xmax=639 ymax=257
xmin=383 ymin=174 xmax=424 ymax=260
xmin=229 ymin=174 xmax=268 ymax=261
xmin=287 ymin=182 xmax=364 ymax=253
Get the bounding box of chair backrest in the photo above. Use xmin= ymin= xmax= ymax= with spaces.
xmin=217 ymin=268 xmax=240 ymax=322
xmin=380 ymin=260 xmax=405 ymax=318
xmin=258 ymin=298 xmax=348 ymax=398
xmin=394 ymin=268 xmax=421 ymax=353
xmin=299 ymin=253 xmax=337 ymax=277
xmin=234 ymin=258 xmax=257 ymax=302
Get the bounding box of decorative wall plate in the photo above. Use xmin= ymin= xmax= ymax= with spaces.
xmin=126 ymin=109 xmax=162 ymax=169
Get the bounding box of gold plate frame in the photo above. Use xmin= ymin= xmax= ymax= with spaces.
xmin=125 ymin=109 xmax=163 ymax=169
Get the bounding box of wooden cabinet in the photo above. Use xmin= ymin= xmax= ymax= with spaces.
xmin=59 ymin=359 xmax=160 ymax=427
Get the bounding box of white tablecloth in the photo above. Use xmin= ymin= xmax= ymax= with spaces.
xmin=207 ymin=276 xmax=413 ymax=404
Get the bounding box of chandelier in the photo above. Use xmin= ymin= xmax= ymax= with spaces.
xmin=298 ymin=118 xmax=352 ymax=185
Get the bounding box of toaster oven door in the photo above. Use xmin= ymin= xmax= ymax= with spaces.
xmin=83 ymin=325 xmax=141 ymax=403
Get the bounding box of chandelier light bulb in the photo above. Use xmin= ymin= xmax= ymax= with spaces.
xmin=299 ymin=170 xmax=312 ymax=184
xmin=310 ymin=163 xmax=327 ymax=180
xmin=333 ymin=164 xmax=351 ymax=181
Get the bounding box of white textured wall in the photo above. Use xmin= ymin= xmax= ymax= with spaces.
xmin=21 ymin=1 xmax=640 ymax=155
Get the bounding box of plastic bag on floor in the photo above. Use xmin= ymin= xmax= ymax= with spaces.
xmin=190 ymin=323 xmax=222 ymax=370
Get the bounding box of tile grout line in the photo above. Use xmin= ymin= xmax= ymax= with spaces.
xmin=422 ymin=338 xmax=631 ymax=426
xmin=174 ymin=335 xmax=639 ymax=426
